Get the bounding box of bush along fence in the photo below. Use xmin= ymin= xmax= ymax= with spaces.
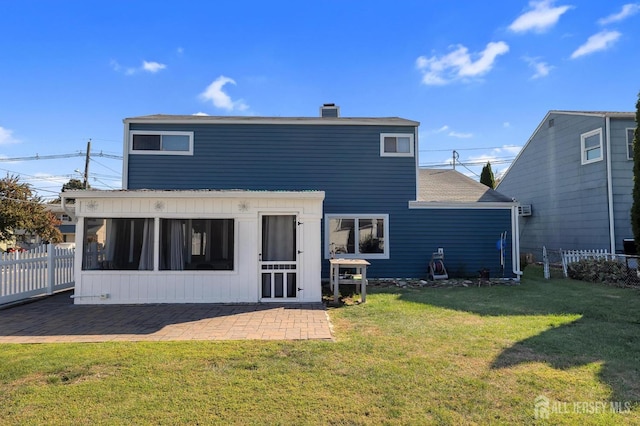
xmin=542 ymin=247 xmax=640 ymax=287
xmin=0 ymin=245 xmax=75 ymax=305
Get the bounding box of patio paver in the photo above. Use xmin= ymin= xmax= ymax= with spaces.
xmin=0 ymin=291 xmax=334 ymax=343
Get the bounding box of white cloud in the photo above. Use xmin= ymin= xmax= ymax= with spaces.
xmin=192 ymin=112 xmax=209 ymax=116
xmin=524 ymin=56 xmax=553 ymax=79
xmin=416 ymin=41 xmax=509 ymax=85
xmin=448 ymin=131 xmax=473 ymax=139
xmin=111 ymin=59 xmax=167 ymax=75
xmin=570 ymin=30 xmax=621 ymax=59
xmin=436 ymin=125 xmax=450 ymax=133
xmin=142 ymin=61 xmax=166 ymax=73
xmin=199 ymin=76 xmax=249 ymax=112
xmin=509 ymin=0 xmax=573 ymax=33
xmin=598 ymin=3 xmax=640 ymax=25
xmin=497 ymin=145 xmax=523 ymax=155
xmin=0 ymin=126 xmax=20 ymax=145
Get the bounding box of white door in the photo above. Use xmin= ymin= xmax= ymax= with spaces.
xmin=259 ymin=214 xmax=299 ymax=300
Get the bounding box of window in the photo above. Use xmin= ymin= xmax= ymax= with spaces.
xmin=82 ymin=218 xmax=154 ymax=270
xmin=160 ymin=219 xmax=234 ymax=270
xmin=380 ymin=133 xmax=414 ymax=157
xmin=628 ymin=128 xmax=636 ymax=160
xmin=130 ymin=131 xmax=193 ymax=155
xmin=581 ymin=128 xmax=602 ymax=165
xmin=326 ymin=214 xmax=389 ymax=259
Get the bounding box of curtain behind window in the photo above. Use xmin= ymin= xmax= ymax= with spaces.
xmin=262 ymin=215 xmax=296 ymax=261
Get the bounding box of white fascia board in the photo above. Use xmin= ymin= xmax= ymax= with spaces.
xmin=409 ymin=201 xmax=517 ymax=209
xmin=62 ymin=189 xmax=325 ymax=200
xmin=123 ymin=117 xmax=420 ymax=127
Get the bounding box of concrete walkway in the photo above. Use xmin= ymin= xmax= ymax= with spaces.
xmin=0 ymin=291 xmax=333 ymax=343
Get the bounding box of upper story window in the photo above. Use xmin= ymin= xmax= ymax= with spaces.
xmin=581 ymin=128 xmax=602 ymax=165
xmin=380 ymin=133 xmax=414 ymax=157
xmin=130 ymin=131 xmax=194 ymax=155
xmin=628 ymin=128 xmax=636 ymax=160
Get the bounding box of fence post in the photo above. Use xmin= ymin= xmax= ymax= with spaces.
xmin=543 ymin=246 xmax=550 ymax=279
xmin=47 ymin=244 xmax=55 ymax=295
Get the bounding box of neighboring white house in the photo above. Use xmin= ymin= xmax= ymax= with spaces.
xmin=62 ymin=189 xmax=324 ymax=304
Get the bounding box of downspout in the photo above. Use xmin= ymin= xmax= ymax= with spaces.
xmin=605 ymin=116 xmax=616 ymax=253
xmin=511 ymin=205 xmax=523 ymax=280
xmin=414 ymin=126 xmax=420 ymax=202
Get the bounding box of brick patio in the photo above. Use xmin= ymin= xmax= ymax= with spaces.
xmin=0 ymin=291 xmax=333 ymax=343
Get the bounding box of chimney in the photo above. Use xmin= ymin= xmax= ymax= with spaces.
xmin=320 ymin=103 xmax=340 ymax=118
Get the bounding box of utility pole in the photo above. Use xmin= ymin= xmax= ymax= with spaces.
xmin=83 ymin=139 xmax=91 ymax=189
xmin=453 ymin=150 xmax=458 ymax=170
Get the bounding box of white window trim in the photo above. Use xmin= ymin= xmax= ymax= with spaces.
xmin=324 ymin=214 xmax=390 ymax=260
xmin=627 ymin=127 xmax=635 ymax=160
xmin=380 ymin=133 xmax=414 ymax=157
xmin=580 ymin=128 xmax=603 ymax=165
xmin=129 ymin=130 xmax=194 ymax=155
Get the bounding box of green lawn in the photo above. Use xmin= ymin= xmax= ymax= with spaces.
xmin=1 ymin=266 xmax=639 ymax=425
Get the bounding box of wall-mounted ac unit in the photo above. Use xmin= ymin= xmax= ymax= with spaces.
xmin=518 ymin=205 xmax=532 ymax=216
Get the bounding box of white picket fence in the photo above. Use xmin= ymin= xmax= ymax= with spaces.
xmin=0 ymin=245 xmax=75 ymax=305
xmin=561 ymin=249 xmax=610 ymax=278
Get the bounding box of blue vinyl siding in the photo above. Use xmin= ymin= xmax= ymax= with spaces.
xmin=128 ymin=123 xmax=416 ymax=212
xmin=384 ymin=208 xmax=513 ymax=279
xmin=128 ymin=121 xmax=514 ymax=279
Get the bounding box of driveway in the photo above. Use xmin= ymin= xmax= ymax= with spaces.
xmin=0 ymin=291 xmax=333 ymax=343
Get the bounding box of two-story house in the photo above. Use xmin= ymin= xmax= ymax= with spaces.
xmin=63 ymin=105 xmax=521 ymax=304
xmin=497 ymin=110 xmax=636 ymax=260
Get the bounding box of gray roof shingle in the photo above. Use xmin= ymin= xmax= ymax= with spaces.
xmin=417 ymin=169 xmax=514 ymax=203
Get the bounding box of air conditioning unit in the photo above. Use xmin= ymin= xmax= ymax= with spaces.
xmin=518 ymin=205 xmax=532 ymax=216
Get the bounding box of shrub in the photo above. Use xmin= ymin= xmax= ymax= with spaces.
xmin=566 ymin=258 xmax=629 ymax=284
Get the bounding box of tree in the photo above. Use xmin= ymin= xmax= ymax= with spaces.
xmin=0 ymin=174 xmax=62 ymax=244
xmin=62 ymin=178 xmax=87 ymax=192
xmin=631 ymin=92 xmax=640 ymax=253
xmin=49 ymin=178 xmax=88 ymax=204
xmin=480 ymin=161 xmax=496 ymax=189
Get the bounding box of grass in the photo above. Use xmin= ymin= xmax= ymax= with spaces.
xmin=1 ymin=266 xmax=640 ymax=424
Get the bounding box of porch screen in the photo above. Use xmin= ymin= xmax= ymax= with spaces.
xmin=261 ymin=215 xmax=296 ymax=261
xmin=82 ymin=218 xmax=154 ymax=270
xmin=160 ymin=219 xmax=234 ymax=270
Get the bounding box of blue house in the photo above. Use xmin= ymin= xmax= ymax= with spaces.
xmin=64 ymin=105 xmax=521 ymax=304
xmin=497 ymin=110 xmax=636 ymax=259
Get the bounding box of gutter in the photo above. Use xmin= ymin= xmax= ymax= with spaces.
xmin=511 ymin=205 xmax=523 ymax=280
xmin=605 ymin=116 xmax=616 ymax=253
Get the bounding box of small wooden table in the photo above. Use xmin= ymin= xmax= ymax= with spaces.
xmin=329 ymin=258 xmax=371 ymax=304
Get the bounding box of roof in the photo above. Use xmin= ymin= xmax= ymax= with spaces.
xmin=124 ymin=114 xmax=419 ymax=127
xmin=548 ymin=110 xmax=634 ymax=119
xmin=417 ymin=169 xmax=514 ymax=203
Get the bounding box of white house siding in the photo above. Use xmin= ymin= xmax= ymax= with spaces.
xmin=65 ymin=190 xmax=324 ymax=304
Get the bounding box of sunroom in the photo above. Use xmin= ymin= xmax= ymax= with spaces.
xmin=62 ymin=189 xmax=324 ymax=304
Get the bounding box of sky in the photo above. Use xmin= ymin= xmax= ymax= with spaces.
xmin=1 ymin=0 xmax=639 ymax=199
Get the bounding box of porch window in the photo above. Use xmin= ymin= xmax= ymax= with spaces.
xmin=581 ymin=128 xmax=602 ymax=165
xmin=380 ymin=133 xmax=414 ymax=157
xmin=82 ymin=218 xmax=154 ymax=270
xmin=160 ymin=219 xmax=234 ymax=270
xmin=326 ymin=214 xmax=389 ymax=259
xmin=130 ymin=131 xmax=193 ymax=155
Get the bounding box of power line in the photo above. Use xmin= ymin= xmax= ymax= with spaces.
xmin=0 ymin=151 xmax=122 ymax=162
xmin=90 ymin=157 xmax=122 ymax=175
xmin=420 ymin=146 xmax=521 ymax=153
